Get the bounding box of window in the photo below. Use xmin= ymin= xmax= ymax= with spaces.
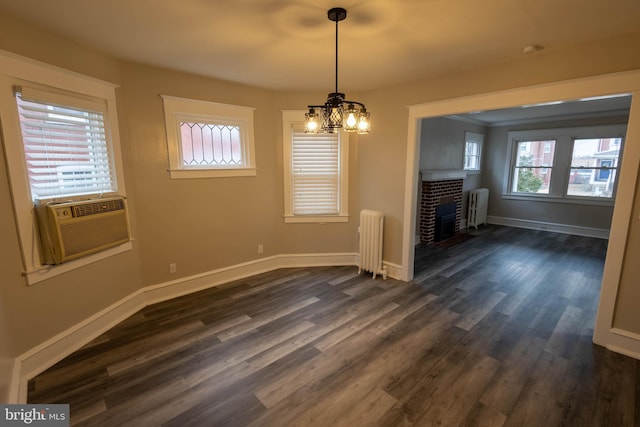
xmin=512 ymin=140 xmax=556 ymax=194
xmin=282 ymin=111 xmax=348 ymax=223
xmin=567 ymin=138 xmax=623 ymax=198
xmin=0 ymin=51 xmax=129 ymax=284
xmin=162 ymin=95 xmax=256 ymax=178
xmin=463 ymin=132 xmax=483 ymax=171
xmin=15 ymin=87 xmax=116 ymax=201
xmin=505 ymin=125 xmax=626 ymax=203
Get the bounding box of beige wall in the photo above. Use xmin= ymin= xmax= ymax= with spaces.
xmin=119 ymin=64 xmax=360 ymax=286
xmin=1 ymin=6 xmax=640 ymax=370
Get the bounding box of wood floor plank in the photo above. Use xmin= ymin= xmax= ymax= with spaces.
xmin=27 ymin=226 xmax=637 ymax=427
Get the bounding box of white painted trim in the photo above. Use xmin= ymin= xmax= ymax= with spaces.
xmin=382 ymin=261 xmax=403 ymax=280
xmin=486 ymin=215 xmax=610 ymax=239
xmin=593 ymin=93 xmax=640 ymax=351
xmin=10 ymin=252 xmax=401 ymax=403
xmin=403 ymin=69 xmax=640 ymax=359
xmin=161 ymin=95 xmax=257 ymax=180
xmin=420 ymin=170 xmax=467 ymax=181
xmin=6 ymin=359 xmax=20 ymax=405
xmin=25 ymin=242 xmax=133 ymax=285
xmin=0 ymin=49 xmax=118 ymax=99
xmin=603 ymin=329 xmax=640 ymax=360
xmin=16 ymin=290 xmax=147 ymax=402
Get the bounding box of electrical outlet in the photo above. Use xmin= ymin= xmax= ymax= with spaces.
xmin=169 ymin=263 xmax=176 ymax=273
xmin=258 ymin=244 xmax=264 ymax=254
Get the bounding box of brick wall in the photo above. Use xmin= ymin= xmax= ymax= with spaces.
xmin=420 ymin=179 xmax=463 ymax=244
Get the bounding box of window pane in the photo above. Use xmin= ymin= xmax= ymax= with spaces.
xmin=463 ymin=132 xmax=483 ymax=171
xmin=180 ymin=122 xmax=242 ymax=167
xmin=567 ymin=138 xmax=622 ymax=197
xmin=291 ymin=128 xmax=339 ymax=215
xmin=515 ymin=140 xmax=555 ymax=167
xmin=512 ymin=167 xmax=551 ymax=194
xmin=464 ymin=141 xmax=479 ymax=170
xmin=16 ymin=95 xmax=115 ymax=200
xmin=513 ymin=140 xmax=555 ymax=194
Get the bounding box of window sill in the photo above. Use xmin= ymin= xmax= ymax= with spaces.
xmin=284 ymin=214 xmax=349 ymax=224
xmin=463 ymin=169 xmax=481 ymax=175
xmin=169 ymin=168 xmax=257 ymax=179
xmin=501 ymin=193 xmax=615 ymax=207
xmin=24 ymin=241 xmax=133 ymax=286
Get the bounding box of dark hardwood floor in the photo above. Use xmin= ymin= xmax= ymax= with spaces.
xmin=28 ymin=226 xmax=638 ymax=426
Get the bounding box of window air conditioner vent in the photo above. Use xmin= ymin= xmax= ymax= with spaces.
xmin=73 ymin=198 xmax=125 ymax=217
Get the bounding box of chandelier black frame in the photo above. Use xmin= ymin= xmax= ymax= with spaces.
xmin=305 ymin=7 xmax=371 ymax=134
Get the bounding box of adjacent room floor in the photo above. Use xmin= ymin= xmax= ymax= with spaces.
xmin=28 ymin=226 xmax=638 ymax=426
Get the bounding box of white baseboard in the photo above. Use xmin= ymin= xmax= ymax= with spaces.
xmin=605 ymin=328 xmax=640 ymax=360
xmin=382 ymin=261 xmax=403 ymax=280
xmin=487 ymin=215 xmax=610 ymax=239
xmin=11 ymin=252 xmax=398 ymax=403
xmin=15 ymin=290 xmax=147 ymax=403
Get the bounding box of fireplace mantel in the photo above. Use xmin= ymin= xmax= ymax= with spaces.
xmin=421 ymin=170 xmax=467 ymax=182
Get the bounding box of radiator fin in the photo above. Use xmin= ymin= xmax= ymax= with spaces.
xmin=468 ymin=188 xmax=489 ymax=229
xmin=358 ymin=209 xmax=386 ymax=279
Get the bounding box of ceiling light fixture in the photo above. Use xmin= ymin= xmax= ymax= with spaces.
xmin=305 ymin=7 xmax=371 ymax=134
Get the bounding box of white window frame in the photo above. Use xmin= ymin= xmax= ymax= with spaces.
xmin=463 ymin=131 xmax=484 ymax=172
xmin=0 ymin=50 xmax=130 ymax=285
xmin=162 ymin=95 xmax=256 ymax=179
xmin=282 ymin=110 xmax=349 ymax=223
xmin=503 ymin=124 xmax=627 ymax=204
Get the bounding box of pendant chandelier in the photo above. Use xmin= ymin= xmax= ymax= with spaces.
xmin=305 ymin=7 xmax=371 ymax=134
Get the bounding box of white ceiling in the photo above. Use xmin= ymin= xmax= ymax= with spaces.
xmin=1 ymin=0 xmax=640 ymax=92
xmin=448 ymin=95 xmax=633 ymax=126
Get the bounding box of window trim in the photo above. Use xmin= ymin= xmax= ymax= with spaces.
xmin=282 ymin=110 xmax=349 ymax=223
xmin=0 ymin=50 xmax=130 ymax=285
xmin=161 ymin=95 xmax=256 ymax=179
xmin=503 ymin=125 xmax=627 ymax=203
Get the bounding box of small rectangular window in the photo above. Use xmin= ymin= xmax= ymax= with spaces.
xmin=162 ymin=95 xmax=256 ymax=178
xmin=15 ymin=86 xmax=116 ymax=201
xmin=463 ymin=132 xmax=483 ymax=171
xmin=567 ymin=138 xmax=622 ymax=198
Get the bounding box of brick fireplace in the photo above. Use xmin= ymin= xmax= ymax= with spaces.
xmin=419 ymin=170 xmax=466 ymax=244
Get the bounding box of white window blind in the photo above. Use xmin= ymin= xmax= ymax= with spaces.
xmin=291 ymin=126 xmax=340 ymax=215
xmin=15 ymin=86 xmax=116 ymax=201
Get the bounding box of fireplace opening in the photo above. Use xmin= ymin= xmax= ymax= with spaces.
xmin=435 ymin=202 xmax=457 ymax=241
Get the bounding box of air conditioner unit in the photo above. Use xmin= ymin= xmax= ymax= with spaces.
xmin=36 ymin=197 xmax=130 ymax=265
